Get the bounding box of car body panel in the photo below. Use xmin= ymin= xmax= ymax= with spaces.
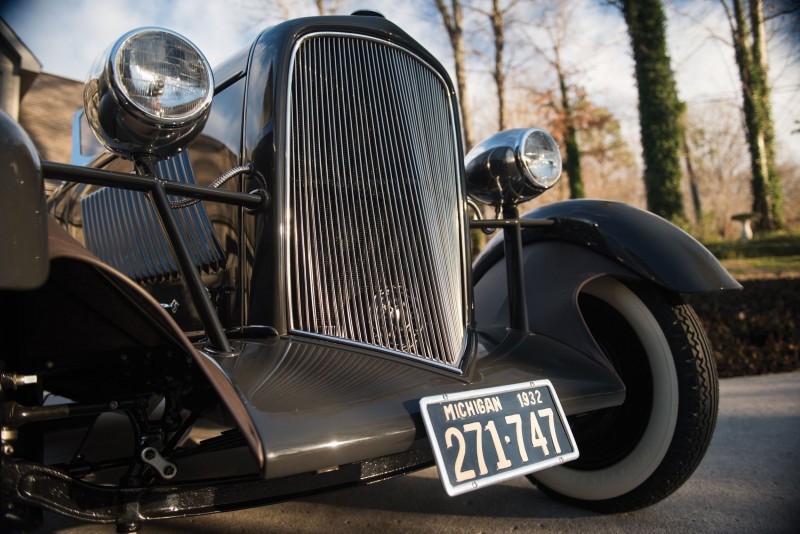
xmin=0 ymin=110 xmax=48 ymax=290
xmin=214 ymin=330 xmax=624 ymax=479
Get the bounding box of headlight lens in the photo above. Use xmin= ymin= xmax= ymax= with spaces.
xmin=114 ymin=30 xmax=213 ymax=123
xmin=521 ymin=129 xmax=561 ymax=189
xmin=84 ymin=27 xmax=214 ymax=159
xmin=465 ymin=128 xmax=562 ymax=206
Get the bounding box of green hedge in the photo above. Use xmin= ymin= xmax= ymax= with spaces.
xmin=685 ymin=279 xmax=800 ymax=378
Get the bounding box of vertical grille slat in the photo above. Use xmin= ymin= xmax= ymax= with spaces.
xmin=287 ymin=34 xmax=466 ymax=368
xmin=81 ymin=152 xmax=225 ymax=283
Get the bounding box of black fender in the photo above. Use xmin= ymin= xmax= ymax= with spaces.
xmin=473 ymin=199 xmax=741 ymax=293
xmin=472 ymin=199 xmax=740 ymax=370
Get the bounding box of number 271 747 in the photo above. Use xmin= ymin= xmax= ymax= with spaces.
xmin=420 ymin=381 xmax=580 ymax=496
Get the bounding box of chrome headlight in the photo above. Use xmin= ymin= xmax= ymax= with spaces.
xmin=83 ymin=27 xmax=214 ymax=160
xmin=465 ymin=128 xmax=562 ymax=207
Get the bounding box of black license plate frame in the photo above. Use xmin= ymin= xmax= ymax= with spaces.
xmin=420 ymin=379 xmax=579 ymax=496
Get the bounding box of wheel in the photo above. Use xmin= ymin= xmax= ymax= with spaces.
xmin=530 ymin=277 xmax=718 ymax=513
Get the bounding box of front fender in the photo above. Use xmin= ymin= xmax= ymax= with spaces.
xmin=474 ymin=199 xmax=741 ymax=293
xmin=0 ymin=110 xmax=48 ymax=290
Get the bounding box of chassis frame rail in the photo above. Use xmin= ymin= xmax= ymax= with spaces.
xmin=2 ymin=449 xmax=432 ymax=526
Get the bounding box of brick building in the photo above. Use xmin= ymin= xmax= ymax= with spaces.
xmin=1 ymin=17 xmax=82 ymax=165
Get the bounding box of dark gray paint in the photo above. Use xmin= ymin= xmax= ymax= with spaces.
xmin=0 ymin=110 xmax=48 ymax=290
xmin=209 ymin=331 xmax=625 ymax=480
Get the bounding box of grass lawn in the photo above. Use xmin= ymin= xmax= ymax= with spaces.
xmin=721 ymin=255 xmax=800 ymax=280
xmin=704 ymin=231 xmax=800 ymax=280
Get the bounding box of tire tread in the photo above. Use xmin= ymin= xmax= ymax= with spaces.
xmin=532 ymin=284 xmax=719 ymax=513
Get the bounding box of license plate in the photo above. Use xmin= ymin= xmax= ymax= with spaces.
xmin=420 ymin=380 xmax=579 ymax=496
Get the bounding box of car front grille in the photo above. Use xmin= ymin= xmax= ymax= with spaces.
xmin=286 ymin=33 xmax=467 ymax=369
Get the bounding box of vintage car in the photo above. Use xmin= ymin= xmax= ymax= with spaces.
xmin=0 ymin=10 xmax=740 ymax=532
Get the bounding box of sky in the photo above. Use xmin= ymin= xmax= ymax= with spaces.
xmin=1 ymin=0 xmax=798 ymax=166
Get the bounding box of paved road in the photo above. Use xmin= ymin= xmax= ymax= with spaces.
xmin=49 ymin=371 xmax=800 ymax=533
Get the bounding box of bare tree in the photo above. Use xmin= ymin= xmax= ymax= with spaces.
xmin=233 ymin=0 xmax=342 ymax=25
xmin=520 ymin=0 xmax=586 ymax=198
xmin=509 ymin=85 xmax=637 ymax=207
xmin=471 ymin=0 xmax=523 ymax=131
xmin=434 ymin=0 xmax=475 ymax=150
xmin=683 ymin=103 xmax=752 ymax=238
xmin=313 ymin=0 xmax=342 ymax=15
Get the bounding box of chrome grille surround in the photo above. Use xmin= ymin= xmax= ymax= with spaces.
xmin=285 ymin=32 xmax=468 ymax=370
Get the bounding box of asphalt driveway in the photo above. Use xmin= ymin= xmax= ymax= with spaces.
xmin=49 ymin=371 xmax=800 ymax=533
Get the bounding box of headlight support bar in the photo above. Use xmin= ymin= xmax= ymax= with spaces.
xmin=41 ymin=162 xmax=268 ymax=212
xmin=41 ymin=160 xmax=271 ymax=354
xmin=147 ymin=171 xmax=232 ymax=353
xmin=470 ymin=212 xmax=554 ymax=332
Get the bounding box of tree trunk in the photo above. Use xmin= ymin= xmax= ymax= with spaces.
xmin=748 ymin=0 xmax=784 ymax=228
xmin=727 ymin=0 xmax=784 ymax=230
xmin=681 ymin=130 xmax=703 ymax=222
xmin=435 ymin=0 xmax=474 ymax=150
xmin=620 ymin=0 xmax=686 ymax=222
xmin=557 ymin=67 xmax=584 ymax=198
xmin=490 ymin=0 xmax=506 ymax=131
